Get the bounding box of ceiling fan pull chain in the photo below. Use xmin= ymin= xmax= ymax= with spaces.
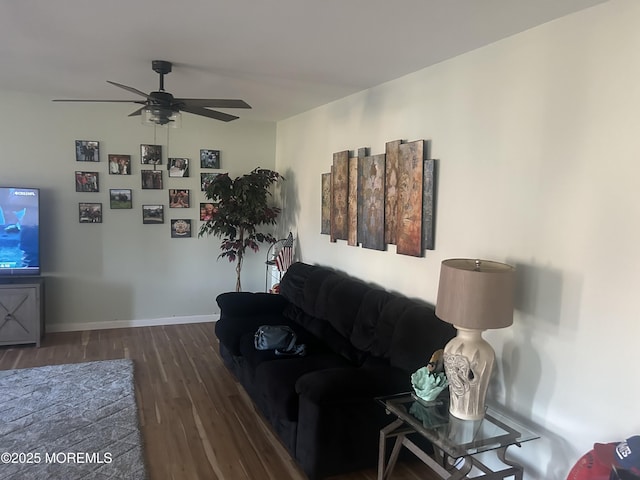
xmin=166 ymin=126 xmax=170 ymax=161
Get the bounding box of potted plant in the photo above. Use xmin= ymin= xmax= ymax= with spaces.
xmin=198 ymin=167 xmax=283 ymax=291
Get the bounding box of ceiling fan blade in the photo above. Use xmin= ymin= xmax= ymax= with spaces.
xmin=181 ymin=105 xmax=239 ymax=122
xmin=52 ymin=99 xmax=144 ymax=103
xmin=128 ymin=107 xmax=145 ymax=117
xmin=106 ymin=81 xmax=152 ymax=100
xmin=175 ymin=99 xmax=251 ymax=109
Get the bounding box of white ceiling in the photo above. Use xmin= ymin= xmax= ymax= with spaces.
xmin=0 ymin=0 xmax=606 ymax=122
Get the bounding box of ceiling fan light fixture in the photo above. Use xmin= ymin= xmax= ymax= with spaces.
xmin=53 ymin=61 xmax=250 ymax=123
xmin=141 ymin=106 xmax=181 ymax=128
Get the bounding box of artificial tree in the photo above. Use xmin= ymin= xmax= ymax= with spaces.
xmin=198 ymin=167 xmax=283 ymax=291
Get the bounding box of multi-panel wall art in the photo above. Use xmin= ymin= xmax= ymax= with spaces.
xmin=321 ymin=138 xmax=436 ymax=257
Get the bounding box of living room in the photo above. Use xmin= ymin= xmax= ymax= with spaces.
xmin=1 ymin=1 xmax=638 ymax=479
xmin=276 ymin=1 xmax=639 ymax=477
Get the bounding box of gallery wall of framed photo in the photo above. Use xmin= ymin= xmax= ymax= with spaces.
xmin=75 ymin=139 xmax=222 ymax=238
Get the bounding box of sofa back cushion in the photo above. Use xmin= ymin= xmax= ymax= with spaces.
xmin=349 ymin=290 xmax=393 ymax=356
xmin=322 ymin=277 xmax=371 ymax=338
xmin=280 ymin=263 xmax=456 ymax=372
xmin=285 ymin=264 xmax=370 ymax=336
xmin=279 ymin=262 xmax=317 ymax=308
xmin=389 ymin=304 xmax=457 ymax=373
xmin=280 ymin=263 xmax=371 ymax=364
xmin=348 ymin=279 xmax=457 ymax=371
xmin=282 ymin=304 xmax=366 ymax=364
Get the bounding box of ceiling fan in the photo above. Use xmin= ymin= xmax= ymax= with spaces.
xmin=53 ymin=60 xmax=251 ymax=124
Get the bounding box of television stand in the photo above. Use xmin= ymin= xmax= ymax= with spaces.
xmin=0 ymin=277 xmax=44 ymax=347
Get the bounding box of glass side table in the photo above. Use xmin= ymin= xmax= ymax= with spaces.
xmin=377 ymin=393 xmax=540 ymax=480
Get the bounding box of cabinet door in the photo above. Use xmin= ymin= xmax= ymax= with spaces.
xmin=0 ymin=286 xmax=39 ymax=345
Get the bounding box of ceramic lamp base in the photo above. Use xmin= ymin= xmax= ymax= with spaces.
xmin=443 ymin=327 xmax=495 ymax=421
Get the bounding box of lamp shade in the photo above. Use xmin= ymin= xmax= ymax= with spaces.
xmin=435 ymin=259 xmax=515 ymax=330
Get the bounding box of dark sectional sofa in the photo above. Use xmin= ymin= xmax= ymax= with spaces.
xmin=215 ymin=262 xmax=456 ymax=479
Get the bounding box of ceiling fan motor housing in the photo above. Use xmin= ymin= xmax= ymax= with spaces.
xmin=149 ymin=90 xmax=176 ymax=106
xmin=152 ymin=60 xmax=172 ymax=75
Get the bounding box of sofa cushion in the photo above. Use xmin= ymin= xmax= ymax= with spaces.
xmin=350 ymin=289 xmax=392 ymax=353
xmin=217 ymin=291 xmax=288 ymax=318
xmin=304 ymin=269 xmax=340 ymax=317
xmin=284 ymin=304 xmax=367 ymax=365
xmin=350 ymin=292 xmax=415 ymax=359
xmin=295 ymin=365 xmax=412 ymax=404
xmin=215 ymin=312 xmax=290 ymax=356
xmin=254 ymin=352 xmax=352 ymax=421
xmin=389 ymin=303 xmax=457 ymax=373
xmin=279 ymin=262 xmax=318 ymax=309
xmin=238 ymin=331 xmax=283 ymax=371
xmin=323 ymin=276 xmax=370 ymax=338
xmin=238 ymin=324 xmax=333 ymax=373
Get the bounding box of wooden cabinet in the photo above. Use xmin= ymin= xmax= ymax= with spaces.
xmin=0 ymin=278 xmax=44 ymax=347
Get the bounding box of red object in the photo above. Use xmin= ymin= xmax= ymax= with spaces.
xmin=567 ymin=449 xmax=611 ymax=480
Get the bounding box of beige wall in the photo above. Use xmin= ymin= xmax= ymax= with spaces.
xmin=275 ymin=1 xmax=640 ymax=478
xmin=1 ymin=93 xmax=276 ymax=329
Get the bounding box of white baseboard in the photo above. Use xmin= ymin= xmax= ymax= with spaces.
xmin=47 ymin=314 xmax=220 ymax=333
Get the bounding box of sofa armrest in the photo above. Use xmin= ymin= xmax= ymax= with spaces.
xmin=216 ymin=292 xmax=289 ymax=317
xmin=295 ymin=365 xmax=415 ymax=478
xmin=295 ymin=365 xmax=411 ymax=405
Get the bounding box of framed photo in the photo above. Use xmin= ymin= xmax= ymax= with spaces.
xmin=171 ymin=219 xmax=192 ymax=238
xmin=75 ymin=171 xmax=99 ymax=192
xmin=141 ymin=170 xmax=163 ymax=189
xmin=201 ymin=173 xmax=219 ymax=191
xmin=168 ymin=157 xmax=189 ymax=177
xmin=109 ymin=189 xmax=133 ymax=209
xmin=200 ymin=202 xmax=216 ymax=221
xmin=75 ymin=140 xmax=100 ymax=162
xmin=79 ymin=203 xmax=102 ymax=223
xmin=169 ymin=189 xmax=190 ymax=208
xmin=142 ymin=204 xmax=164 ymax=224
xmin=200 ymin=149 xmax=220 ymax=169
xmin=108 ymin=154 xmax=131 ymax=175
xmin=141 ymin=144 xmax=162 ymax=165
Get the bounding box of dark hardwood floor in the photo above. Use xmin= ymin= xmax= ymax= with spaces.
xmin=0 ymin=323 xmax=438 ymax=480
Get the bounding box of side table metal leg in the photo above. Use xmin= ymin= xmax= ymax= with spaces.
xmin=447 ymin=456 xmax=473 ymax=480
xmin=378 ymin=419 xmax=405 ymax=480
xmin=497 ymin=446 xmax=524 ymax=480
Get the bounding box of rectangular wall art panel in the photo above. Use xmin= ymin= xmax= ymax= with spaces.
xmin=384 ymin=140 xmax=402 ymax=245
xmin=396 ymin=140 xmax=425 ymax=257
xmin=356 ymin=147 xmax=369 ymax=244
xmin=423 ymin=159 xmax=435 ymax=250
xmin=321 ymin=173 xmax=332 ymax=235
xmin=330 ymin=151 xmax=349 ymax=242
xmin=359 ymin=154 xmax=386 ymax=251
xmin=348 ymin=155 xmax=359 ymax=246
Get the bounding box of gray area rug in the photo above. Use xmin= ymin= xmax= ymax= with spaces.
xmin=0 ymin=359 xmax=147 ymax=479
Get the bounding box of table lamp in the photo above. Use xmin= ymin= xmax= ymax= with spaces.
xmin=435 ymin=259 xmax=515 ymax=420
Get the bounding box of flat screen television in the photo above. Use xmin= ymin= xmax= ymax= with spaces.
xmin=0 ymin=187 xmax=40 ymax=276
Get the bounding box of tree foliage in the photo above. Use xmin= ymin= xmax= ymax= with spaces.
xmin=198 ymin=168 xmax=283 ymax=291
